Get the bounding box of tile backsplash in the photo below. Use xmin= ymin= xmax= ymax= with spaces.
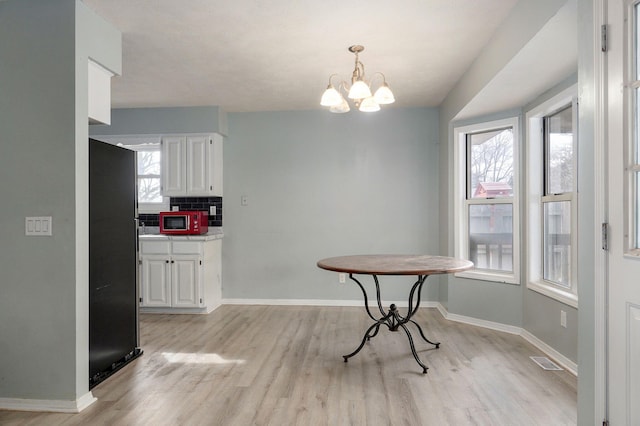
xmin=138 ymin=196 xmax=222 ymax=227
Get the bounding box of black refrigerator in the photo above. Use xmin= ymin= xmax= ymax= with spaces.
xmin=89 ymin=138 xmax=142 ymax=388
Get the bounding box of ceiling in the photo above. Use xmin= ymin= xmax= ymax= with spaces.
xmin=82 ymin=0 xmax=524 ymax=113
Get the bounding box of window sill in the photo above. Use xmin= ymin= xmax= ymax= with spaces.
xmin=527 ymin=280 xmax=578 ymax=308
xmin=454 ymin=269 xmax=519 ymax=285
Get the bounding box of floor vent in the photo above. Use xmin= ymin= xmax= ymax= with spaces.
xmin=530 ymin=356 xmax=563 ymax=371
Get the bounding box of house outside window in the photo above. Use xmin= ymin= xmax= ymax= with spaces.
xmin=454 ymin=117 xmax=520 ymax=284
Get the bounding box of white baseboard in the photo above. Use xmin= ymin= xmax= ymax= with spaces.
xmin=0 ymin=391 xmax=96 ymax=413
xmin=222 ymin=298 xmax=439 ymax=309
xmin=436 ymin=303 xmax=522 ymax=335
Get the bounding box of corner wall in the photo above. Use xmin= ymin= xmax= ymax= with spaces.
xmin=0 ymin=0 xmax=120 ymax=409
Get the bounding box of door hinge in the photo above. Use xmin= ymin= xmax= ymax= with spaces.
xmin=602 ymin=222 xmax=609 ymax=251
xmin=199 ymin=260 xmax=202 ymax=265
xmin=200 ymin=298 xmax=203 ymax=304
xmin=139 ymin=260 xmax=142 ymax=265
xmin=601 ymin=24 xmax=608 ymax=52
xmin=603 ymin=420 xmax=609 ymax=426
xmin=139 ymin=297 xmax=143 ymax=303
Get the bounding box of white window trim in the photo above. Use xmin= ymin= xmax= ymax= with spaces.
xmin=453 ymin=116 xmax=520 ymax=284
xmin=91 ymin=134 xmax=169 ymax=214
xmin=525 ymin=84 xmax=579 ymax=308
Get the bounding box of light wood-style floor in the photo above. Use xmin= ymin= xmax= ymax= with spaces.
xmin=0 ymin=305 xmax=577 ymax=425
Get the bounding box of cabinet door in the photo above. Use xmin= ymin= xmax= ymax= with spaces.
xmin=140 ymin=256 xmax=171 ymax=307
xmin=186 ymin=135 xmax=209 ymax=195
xmin=208 ymin=133 xmax=223 ymax=196
xmin=161 ymin=136 xmax=185 ymax=196
xmin=171 ymin=256 xmax=202 ymax=308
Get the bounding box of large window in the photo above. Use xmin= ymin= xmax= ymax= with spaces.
xmin=526 ymin=85 xmax=578 ymax=307
xmin=454 ymin=117 xmax=520 ymax=284
xmin=542 ymin=106 xmax=574 ymax=287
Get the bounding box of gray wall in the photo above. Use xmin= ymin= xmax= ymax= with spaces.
xmin=0 ymin=0 xmax=120 ymax=403
xmin=437 ymin=0 xmax=596 ymax=422
xmin=223 ymin=109 xmax=441 ymax=302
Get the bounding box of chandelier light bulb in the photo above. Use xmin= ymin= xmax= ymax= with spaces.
xmin=348 ymin=80 xmax=372 ymax=100
xmin=373 ymin=83 xmax=395 ymax=105
xmin=359 ymin=96 xmax=380 ymax=112
xmin=320 ymin=85 xmax=343 ymax=107
xmin=321 ymin=45 xmax=393 ymax=113
xmin=330 ymin=97 xmax=351 ymax=113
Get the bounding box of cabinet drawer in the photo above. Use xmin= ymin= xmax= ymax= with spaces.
xmin=140 ymin=240 xmax=171 ymax=255
xmin=172 ymin=241 xmax=203 ymax=255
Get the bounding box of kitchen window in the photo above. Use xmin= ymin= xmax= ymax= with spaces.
xmin=128 ymin=144 xmax=170 ymax=213
xmin=454 ymin=117 xmax=520 ymax=284
xmin=526 ymin=85 xmax=578 ymax=307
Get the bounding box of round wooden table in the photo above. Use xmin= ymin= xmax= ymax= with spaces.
xmin=317 ymin=254 xmax=473 ymax=373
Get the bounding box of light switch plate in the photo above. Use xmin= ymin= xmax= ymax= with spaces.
xmin=209 ymin=206 xmax=216 ymax=216
xmin=25 ymin=216 xmax=52 ymax=236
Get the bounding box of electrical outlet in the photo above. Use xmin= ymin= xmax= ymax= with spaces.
xmin=339 ymin=273 xmax=346 ymax=284
xmin=171 ymin=205 xmax=179 ymax=211
xmin=560 ymin=310 xmax=567 ymax=328
xmin=209 ymin=205 xmax=216 ymax=216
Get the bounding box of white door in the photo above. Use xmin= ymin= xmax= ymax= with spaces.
xmin=606 ymin=0 xmax=640 ymax=423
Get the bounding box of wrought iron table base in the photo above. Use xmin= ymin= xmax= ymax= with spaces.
xmin=343 ymin=273 xmax=438 ymax=374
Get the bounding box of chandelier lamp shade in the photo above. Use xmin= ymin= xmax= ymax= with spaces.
xmin=320 ymin=45 xmax=395 ymax=113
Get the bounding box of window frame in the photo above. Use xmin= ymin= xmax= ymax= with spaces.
xmin=453 ymin=116 xmax=520 ymax=284
xmin=525 ymin=85 xmax=579 ymax=308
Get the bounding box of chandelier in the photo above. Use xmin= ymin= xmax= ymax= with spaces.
xmin=320 ymin=45 xmax=395 ymax=113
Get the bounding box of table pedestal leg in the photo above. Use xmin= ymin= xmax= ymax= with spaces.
xmin=342 ymin=322 xmax=383 ymax=362
xmin=344 ymin=274 xmax=438 ymax=374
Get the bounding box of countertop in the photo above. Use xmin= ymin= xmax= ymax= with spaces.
xmin=139 ymin=227 xmax=224 ymax=241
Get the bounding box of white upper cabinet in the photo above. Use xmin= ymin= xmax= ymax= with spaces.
xmin=161 ymin=133 xmax=223 ymax=197
xmin=88 ymin=59 xmax=114 ymax=125
xmin=162 ymin=136 xmax=185 ymax=195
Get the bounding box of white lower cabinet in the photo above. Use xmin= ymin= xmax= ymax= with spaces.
xmin=140 ymin=238 xmax=221 ymax=313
